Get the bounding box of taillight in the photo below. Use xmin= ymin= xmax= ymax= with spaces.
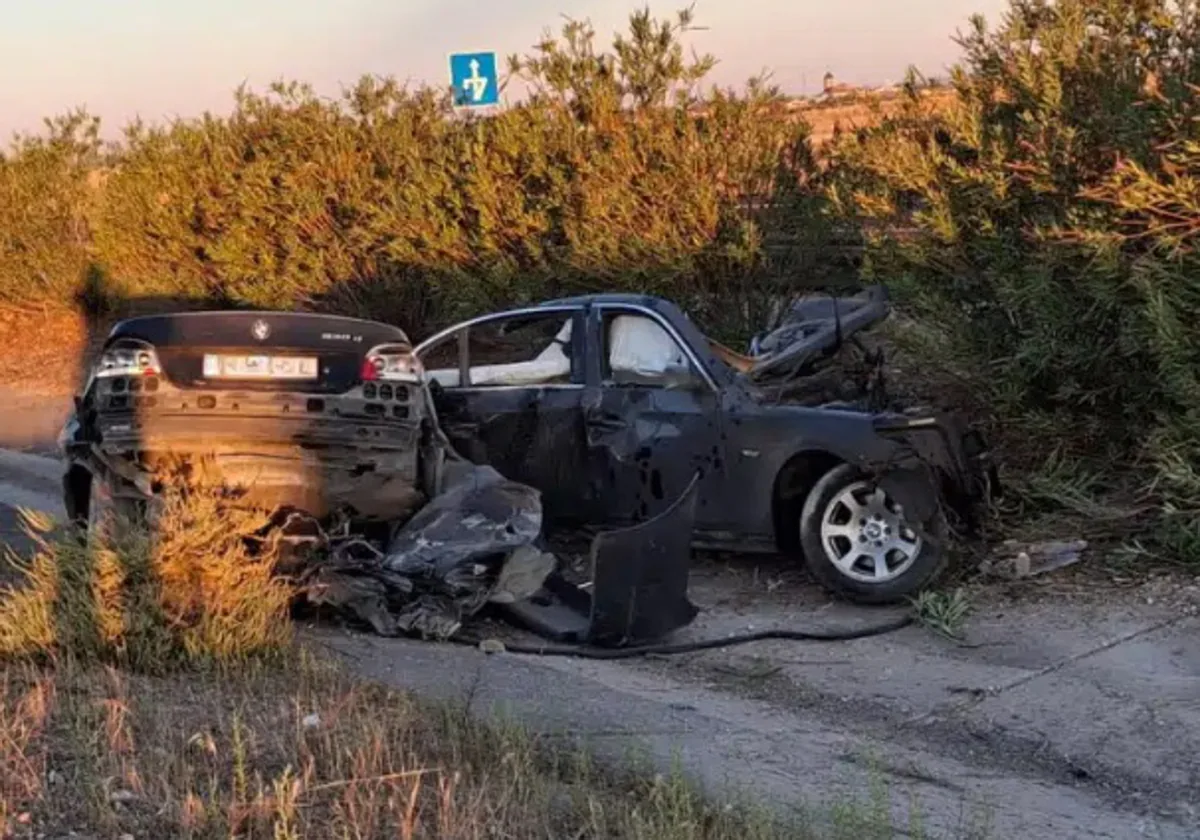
xmin=94 ymin=340 xmax=162 ymax=378
xmin=361 ymin=344 xmax=420 ymax=383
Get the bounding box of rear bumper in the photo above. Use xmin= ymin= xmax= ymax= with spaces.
xmin=70 ymin=406 xmax=428 ymax=520
xmin=94 ymin=410 xmax=421 ymax=455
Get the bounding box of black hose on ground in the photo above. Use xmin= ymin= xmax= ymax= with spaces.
xmin=450 ymin=612 xmax=914 ymax=659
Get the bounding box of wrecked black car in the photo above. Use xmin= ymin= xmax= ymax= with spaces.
xmin=414 ymin=286 xmax=997 ymax=604
xmin=56 ymin=310 xmax=702 ymax=645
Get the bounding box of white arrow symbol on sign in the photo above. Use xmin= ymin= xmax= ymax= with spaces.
xmin=462 ymin=58 xmax=489 ymax=102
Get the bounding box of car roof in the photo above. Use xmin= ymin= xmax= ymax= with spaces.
xmin=538 ymin=293 xmax=672 ymax=309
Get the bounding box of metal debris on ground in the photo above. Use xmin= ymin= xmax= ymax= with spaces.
xmin=58 ymin=289 xmax=1002 ymax=644
xmin=277 ymin=459 xmax=703 ymax=647
xmin=489 ymin=546 xmax=559 ymax=604
xmin=981 ymin=539 xmax=1089 ymax=580
xmin=290 ymin=462 xmax=554 ymax=641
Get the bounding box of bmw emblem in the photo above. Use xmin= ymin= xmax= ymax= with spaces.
xmin=251 ymin=319 xmax=271 ymax=341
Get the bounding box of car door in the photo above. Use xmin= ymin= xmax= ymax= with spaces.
xmin=580 ymin=303 xmax=728 ymax=532
xmin=414 ymin=306 xmax=592 ymax=525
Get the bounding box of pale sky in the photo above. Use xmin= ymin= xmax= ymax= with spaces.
xmin=0 ymin=0 xmax=1011 ymax=139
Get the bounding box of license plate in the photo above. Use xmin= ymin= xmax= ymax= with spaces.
xmin=202 ymin=354 xmax=319 ymax=380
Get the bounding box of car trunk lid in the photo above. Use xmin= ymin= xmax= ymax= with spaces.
xmin=105 ymin=311 xmax=413 ymax=394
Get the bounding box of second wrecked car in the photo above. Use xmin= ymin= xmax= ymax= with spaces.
xmin=414 ymin=286 xmax=997 ymax=604
xmin=58 ymin=311 xmax=440 ymax=527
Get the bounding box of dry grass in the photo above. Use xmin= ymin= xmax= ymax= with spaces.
xmin=0 ymin=479 xmax=293 ymax=671
xmin=0 ymin=649 xmax=994 ymax=840
xmin=0 ymin=455 xmax=979 ymax=840
xmin=0 ymin=654 xmax=805 ymax=840
xmin=0 ymin=485 xmax=812 ymax=839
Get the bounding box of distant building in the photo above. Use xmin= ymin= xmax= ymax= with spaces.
xmin=820 ymin=71 xmax=858 ymax=100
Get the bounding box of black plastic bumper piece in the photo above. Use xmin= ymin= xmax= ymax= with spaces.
xmin=496 ymin=472 xmax=701 ymax=647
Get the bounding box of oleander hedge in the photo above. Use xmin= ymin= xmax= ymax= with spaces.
xmin=825 ymin=0 xmax=1200 ymax=558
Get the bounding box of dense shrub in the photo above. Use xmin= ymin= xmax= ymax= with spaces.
xmin=826 ymin=0 xmax=1200 ymax=554
xmin=9 ymin=1 xmax=1200 ymax=561
xmin=0 ymin=111 xmax=103 ymax=306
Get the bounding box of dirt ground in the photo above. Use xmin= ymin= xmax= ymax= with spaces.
xmin=660 ymin=559 xmax=1200 ymax=815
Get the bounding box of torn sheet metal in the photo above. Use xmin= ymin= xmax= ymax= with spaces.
xmin=287 ymin=459 xmax=700 ymax=647
xmin=306 ymin=568 xmax=401 ymax=637
xmin=742 ymin=286 xmax=892 ymax=409
xmin=382 ymin=461 xmax=542 ymax=590
xmin=748 ymin=285 xmax=890 ymax=380
xmin=291 ymin=461 xmax=548 ymax=640
xmin=581 ymin=384 xmax=722 ymax=527
xmin=587 ymin=470 xmax=701 ymax=645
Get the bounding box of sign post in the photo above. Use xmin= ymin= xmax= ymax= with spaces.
xmin=448 ymin=51 xmax=500 ymax=108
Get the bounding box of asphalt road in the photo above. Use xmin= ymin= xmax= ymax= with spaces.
xmin=0 ymin=448 xmax=1196 ymax=839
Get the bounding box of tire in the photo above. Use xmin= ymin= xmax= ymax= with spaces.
xmin=81 ymin=470 xmax=141 ymax=546
xmin=84 ymin=471 xmax=116 ymax=545
xmin=798 ymin=463 xmax=947 ymax=604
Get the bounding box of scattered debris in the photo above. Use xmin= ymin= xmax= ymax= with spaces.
xmin=489 ymin=546 xmax=558 ymax=604
xmin=283 ymin=461 xmax=701 ymax=647
xmin=57 ymin=293 xmax=1000 ymax=648
xmin=497 ymin=473 xmax=701 ymax=646
xmin=294 ymin=462 xmax=545 ymax=641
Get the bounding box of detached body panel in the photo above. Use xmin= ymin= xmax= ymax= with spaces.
xmin=498 ymin=472 xmax=701 ymax=646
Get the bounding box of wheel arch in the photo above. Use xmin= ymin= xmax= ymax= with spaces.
xmin=771 ymin=449 xmax=846 ymax=553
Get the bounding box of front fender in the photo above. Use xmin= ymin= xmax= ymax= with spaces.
xmin=726 ymin=407 xmax=917 ymax=539
xmin=764 ymin=407 xmax=924 ymax=476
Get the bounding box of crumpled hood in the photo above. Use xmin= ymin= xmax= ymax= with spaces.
xmin=747 ymin=284 xmax=891 ymax=381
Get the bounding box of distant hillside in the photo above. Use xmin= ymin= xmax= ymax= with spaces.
xmin=687 ymin=86 xmax=957 ymax=149
xmin=792 ymin=88 xmax=958 ymax=147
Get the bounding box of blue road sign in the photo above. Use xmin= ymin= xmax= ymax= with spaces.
xmin=449 ymin=51 xmax=499 ymax=107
